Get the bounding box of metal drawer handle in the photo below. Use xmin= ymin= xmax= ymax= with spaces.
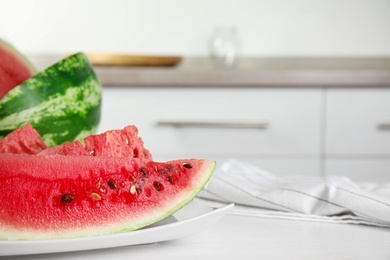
xmin=378 ymin=122 xmax=390 ymax=130
xmin=157 ymin=120 xmax=269 ymax=129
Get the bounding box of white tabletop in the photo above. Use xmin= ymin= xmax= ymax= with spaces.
xmin=5 ymin=213 xmax=390 ymax=260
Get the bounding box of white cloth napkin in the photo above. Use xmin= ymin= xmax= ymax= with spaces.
xmin=199 ymin=160 xmax=390 ymax=228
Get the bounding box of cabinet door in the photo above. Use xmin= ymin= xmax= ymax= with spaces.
xmin=326 ymin=88 xmax=390 ymax=155
xmin=100 ymin=87 xmax=323 ymax=159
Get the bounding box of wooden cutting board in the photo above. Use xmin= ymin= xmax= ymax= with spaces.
xmin=86 ymin=53 xmax=182 ymax=67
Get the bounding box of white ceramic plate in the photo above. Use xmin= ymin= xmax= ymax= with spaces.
xmin=0 ymin=199 xmax=233 ymax=256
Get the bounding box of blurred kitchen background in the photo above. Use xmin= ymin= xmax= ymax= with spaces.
xmin=1 ymin=0 xmax=389 ymax=56
xmin=1 ymin=0 xmax=389 ymax=181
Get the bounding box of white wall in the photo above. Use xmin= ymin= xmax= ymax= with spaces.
xmin=0 ymin=0 xmax=389 ymax=57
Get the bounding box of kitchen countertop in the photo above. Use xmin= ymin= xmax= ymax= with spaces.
xmin=30 ymin=55 xmax=390 ymax=87
xmin=6 ymin=212 xmax=390 ymax=260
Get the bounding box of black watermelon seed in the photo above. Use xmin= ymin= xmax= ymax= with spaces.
xmin=153 ymin=181 xmax=163 ymax=191
xmin=140 ymin=168 xmax=149 ymax=177
xmin=183 ymin=163 xmax=193 ymax=169
xmin=107 ymin=179 xmax=117 ymax=189
xmin=61 ymin=194 xmax=74 ymax=203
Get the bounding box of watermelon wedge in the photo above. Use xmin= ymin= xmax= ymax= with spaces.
xmin=0 ymin=38 xmax=36 ymax=99
xmin=0 ymin=125 xmax=215 ymax=240
xmin=0 ymin=123 xmax=46 ymax=154
xmin=84 ymin=125 xmax=152 ymax=161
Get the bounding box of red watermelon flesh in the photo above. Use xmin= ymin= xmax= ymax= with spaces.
xmin=38 ymin=140 xmax=90 ymax=156
xmin=0 ymin=39 xmax=36 ymax=99
xmin=0 ymin=154 xmax=214 ymax=240
xmin=84 ymin=125 xmax=152 ymax=161
xmin=0 ymin=123 xmax=47 ymax=154
xmin=37 ymin=125 xmax=153 ymax=160
xmin=0 ymin=125 xmax=215 ymax=240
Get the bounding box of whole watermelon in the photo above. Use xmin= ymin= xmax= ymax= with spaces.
xmin=0 ymin=52 xmax=102 ymax=146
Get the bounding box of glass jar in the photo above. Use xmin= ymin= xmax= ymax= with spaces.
xmin=210 ymin=27 xmax=239 ymax=67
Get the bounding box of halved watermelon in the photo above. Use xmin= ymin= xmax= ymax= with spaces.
xmin=0 ymin=38 xmax=36 ymax=99
xmin=0 ymin=125 xmax=215 ymax=240
xmin=0 ymin=52 xmax=102 ymax=147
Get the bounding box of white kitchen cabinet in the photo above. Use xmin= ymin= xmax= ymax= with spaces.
xmin=325 ymin=88 xmax=390 ymax=181
xmin=99 ymin=87 xmax=323 ymax=177
xmin=326 ymin=88 xmax=390 ymax=155
xmin=99 ymin=86 xmax=390 ymax=181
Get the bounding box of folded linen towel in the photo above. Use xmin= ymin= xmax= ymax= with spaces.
xmin=199 ymin=160 xmax=390 ymax=227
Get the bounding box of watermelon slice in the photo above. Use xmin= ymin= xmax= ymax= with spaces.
xmin=0 ymin=123 xmax=47 ymax=154
xmin=0 ymin=125 xmax=215 ymax=240
xmin=0 ymin=52 xmax=102 ymax=147
xmin=84 ymin=125 xmax=152 ymax=161
xmin=37 ymin=140 xmax=90 ymax=156
xmin=0 ymin=38 xmax=36 ymax=99
xmin=38 ymin=125 xmax=152 ymax=159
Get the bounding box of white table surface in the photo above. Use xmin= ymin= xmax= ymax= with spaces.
xmin=4 ymin=213 xmax=390 ymax=260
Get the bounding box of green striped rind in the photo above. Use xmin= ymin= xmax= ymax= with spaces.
xmin=0 ymin=53 xmax=102 ymax=146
